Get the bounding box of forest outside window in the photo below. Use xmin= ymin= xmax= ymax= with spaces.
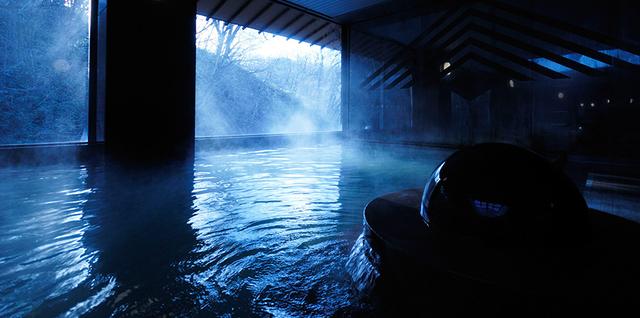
xmin=195 ymin=15 xmax=341 ymax=137
xmin=0 ymin=0 xmax=90 ymax=145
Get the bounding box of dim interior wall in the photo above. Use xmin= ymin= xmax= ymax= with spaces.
xmin=346 ymin=1 xmax=640 ymax=158
xmin=350 ymin=57 xmax=640 ymax=157
xmin=105 ymin=0 xmax=196 ymax=159
xmin=346 ymin=30 xmax=415 ymax=142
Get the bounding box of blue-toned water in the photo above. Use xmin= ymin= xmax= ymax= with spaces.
xmin=0 ymin=143 xmax=452 ymax=317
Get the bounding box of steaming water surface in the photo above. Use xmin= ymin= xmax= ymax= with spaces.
xmin=0 ymin=143 xmax=453 ymax=317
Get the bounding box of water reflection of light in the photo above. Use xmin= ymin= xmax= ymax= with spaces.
xmin=188 ymin=146 xmax=345 ymax=314
xmin=0 ymin=166 xmax=113 ymax=317
xmin=64 ymin=277 xmax=117 ymax=317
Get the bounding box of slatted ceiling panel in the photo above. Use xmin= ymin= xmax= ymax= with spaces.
xmin=351 ymin=30 xmax=416 ymax=90
xmin=197 ymin=0 xmax=341 ymax=50
xmin=284 ymin=0 xmax=388 ymax=17
xmin=353 ymin=32 xmax=398 ymax=61
xmin=372 ymin=44 xmax=399 ymax=61
xmin=310 ymin=29 xmax=341 ymax=47
xmin=287 ymin=17 xmax=316 ymax=39
xmin=352 ymin=36 xmax=370 ymax=52
xmin=360 ymin=0 xmax=640 ymax=90
xmin=385 ymin=69 xmax=413 ymax=89
xmin=454 ymin=47 xmax=548 ymax=81
xmin=299 ymin=21 xmax=329 ymax=43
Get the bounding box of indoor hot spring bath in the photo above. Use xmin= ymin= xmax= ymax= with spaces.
xmin=0 ymin=143 xmax=453 ymax=317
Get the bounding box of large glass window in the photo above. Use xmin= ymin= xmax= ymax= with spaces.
xmin=196 ymin=16 xmax=341 ymax=137
xmin=0 ymin=0 xmax=90 ymax=145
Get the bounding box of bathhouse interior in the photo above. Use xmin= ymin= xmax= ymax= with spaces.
xmin=0 ymin=0 xmax=638 ymax=316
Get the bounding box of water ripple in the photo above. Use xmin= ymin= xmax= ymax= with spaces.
xmin=185 ymin=144 xmax=451 ymax=316
xmin=0 ymin=143 xmax=452 ymax=317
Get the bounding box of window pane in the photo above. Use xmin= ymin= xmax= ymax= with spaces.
xmin=0 ymin=0 xmax=90 ymax=145
xmin=196 ymin=16 xmax=341 ymax=137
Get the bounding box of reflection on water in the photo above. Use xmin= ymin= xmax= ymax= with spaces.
xmin=0 ymin=143 xmax=452 ymax=317
xmin=0 ymin=166 xmax=110 ymax=317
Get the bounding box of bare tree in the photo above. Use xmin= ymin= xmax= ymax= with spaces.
xmin=197 ymin=18 xmax=273 ymax=75
xmin=195 ymin=16 xmax=343 ymax=135
xmin=197 ymin=19 xmax=242 ymax=75
xmin=0 ymin=0 xmax=89 ymax=143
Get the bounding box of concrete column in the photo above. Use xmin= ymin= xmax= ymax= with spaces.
xmin=104 ymin=0 xmax=196 ymax=159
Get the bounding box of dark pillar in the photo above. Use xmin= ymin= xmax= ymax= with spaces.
xmin=105 ymin=0 xmax=196 ymax=160
xmin=88 ymin=0 xmax=98 ymax=144
xmin=341 ymin=25 xmax=351 ymax=133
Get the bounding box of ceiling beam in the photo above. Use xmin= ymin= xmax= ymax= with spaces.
xmin=489 ymin=1 xmax=640 ymax=56
xmin=445 ymin=52 xmax=533 ymax=80
xmin=299 ymin=22 xmax=330 ymax=44
xmin=259 ymin=7 xmax=289 ymax=34
xmin=276 ymin=13 xmax=305 ymax=37
xmin=206 ymin=0 xmax=228 ymax=20
xmin=441 ymin=37 xmax=569 ymax=79
xmin=360 ymin=6 xmax=463 ymax=87
xmin=287 ymin=18 xmax=316 ymax=39
xmin=225 ymin=0 xmax=253 ymax=26
xmin=242 ymin=2 xmax=273 ymax=30
xmin=472 ymin=9 xmax=640 ymax=72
